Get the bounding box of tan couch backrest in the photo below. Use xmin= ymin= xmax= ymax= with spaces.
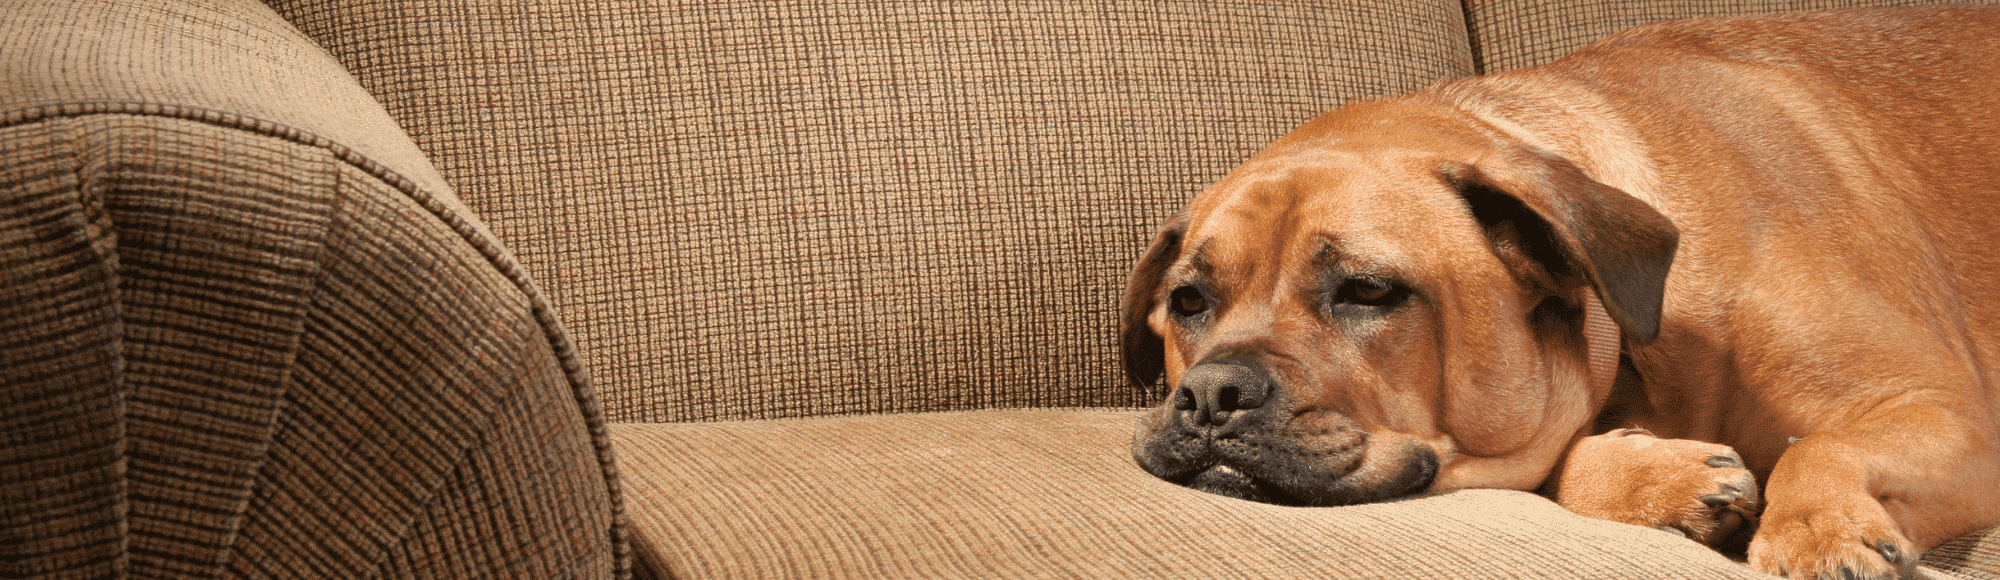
xmin=266 ymin=0 xmax=1990 ymax=422
xmin=268 ymin=0 xmax=1476 ymax=422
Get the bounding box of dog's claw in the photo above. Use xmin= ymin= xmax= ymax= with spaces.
xmin=1874 ymin=539 xmax=1903 ymax=565
xmin=1700 ymin=482 xmax=1746 ymax=505
xmin=1706 ymin=454 xmax=1743 ymax=468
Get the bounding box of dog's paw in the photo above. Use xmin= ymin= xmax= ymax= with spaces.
xmin=1748 ymin=495 xmax=1915 ymax=580
xmin=1556 ymin=428 xmax=1760 ymax=547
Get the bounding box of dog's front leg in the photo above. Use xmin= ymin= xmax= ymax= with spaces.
xmin=1553 ymin=428 xmax=1760 ymax=548
xmin=1749 ymin=401 xmax=2000 ymax=580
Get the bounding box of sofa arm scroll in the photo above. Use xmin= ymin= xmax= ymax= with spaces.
xmin=1 ymin=1 xmax=629 ymax=578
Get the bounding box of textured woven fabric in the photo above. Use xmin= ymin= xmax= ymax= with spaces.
xmin=615 ymin=410 xmax=1757 ymax=579
xmin=2 ymin=0 xmax=626 ymax=577
xmin=266 ymin=0 xmax=1477 ymax=422
xmin=613 ymin=409 xmax=2000 ymax=579
xmin=1930 ymin=528 xmax=2000 ymax=580
xmin=0 ymin=118 xmax=127 ymax=580
xmin=1464 ymin=0 xmax=2000 ymax=73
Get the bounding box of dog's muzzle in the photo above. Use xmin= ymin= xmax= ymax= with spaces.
xmin=1133 ymin=359 xmax=1437 ymax=506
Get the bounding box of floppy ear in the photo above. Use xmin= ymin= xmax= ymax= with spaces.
xmin=1122 ymin=214 xmax=1189 ymax=392
xmin=1442 ymin=146 xmax=1679 ymax=343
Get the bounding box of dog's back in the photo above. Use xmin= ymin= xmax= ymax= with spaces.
xmin=1436 ymin=7 xmax=2000 ymax=433
xmin=1424 ymin=6 xmax=2000 ymax=572
xmin=1433 ymin=5 xmax=2000 ymax=572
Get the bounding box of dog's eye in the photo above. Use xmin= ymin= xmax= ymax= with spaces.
xmin=1334 ymin=277 xmax=1407 ymax=308
xmin=1168 ymin=286 xmax=1208 ymax=316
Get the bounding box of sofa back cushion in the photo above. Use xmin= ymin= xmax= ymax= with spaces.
xmin=1464 ymin=0 xmax=2000 ymax=73
xmin=267 ymin=0 xmax=1476 ymax=422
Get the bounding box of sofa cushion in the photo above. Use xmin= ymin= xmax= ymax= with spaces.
xmin=612 ymin=409 xmax=1997 ymax=579
xmin=1 ymin=0 xmax=626 ymax=577
xmin=268 ymin=0 xmax=1478 ymax=422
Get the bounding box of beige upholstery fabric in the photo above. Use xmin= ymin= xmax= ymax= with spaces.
xmin=611 ymin=410 xmax=1646 ymax=578
xmin=613 ymin=410 xmax=2000 ymax=578
xmin=267 ymin=0 xmax=1478 ymax=422
xmin=1931 ymin=530 xmax=2000 ymax=580
xmin=1 ymin=0 xmax=626 ymax=577
xmin=1464 ymin=0 xmax=1999 ymax=73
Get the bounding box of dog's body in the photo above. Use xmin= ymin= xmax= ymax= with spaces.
xmin=1124 ymin=7 xmax=2000 ymax=579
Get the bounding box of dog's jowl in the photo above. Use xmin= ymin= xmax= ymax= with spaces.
xmin=1123 ymin=7 xmax=2000 ymax=580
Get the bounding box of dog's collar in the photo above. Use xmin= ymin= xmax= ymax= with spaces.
xmin=1581 ymin=290 xmax=1622 ymax=396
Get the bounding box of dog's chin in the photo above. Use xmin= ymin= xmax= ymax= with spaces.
xmin=1173 ymin=442 xmax=1441 ymax=507
xmin=1185 ymin=464 xmax=1285 ymax=504
xmin=1133 ymin=404 xmax=1443 ymax=506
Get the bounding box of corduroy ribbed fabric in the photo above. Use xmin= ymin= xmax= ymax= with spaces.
xmin=611 ymin=410 xmax=2000 ymax=579
xmin=1 ymin=0 xmax=627 ymax=577
xmin=1463 ymin=0 xmax=1999 ymax=73
xmin=266 ymin=0 xmax=1478 ymax=422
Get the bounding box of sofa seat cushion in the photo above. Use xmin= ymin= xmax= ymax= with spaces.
xmin=610 ymin=409 xmax=2000 ymax=579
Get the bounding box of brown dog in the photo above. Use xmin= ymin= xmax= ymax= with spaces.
xmin=1123 ymin=7 xmax=2000 ymax=579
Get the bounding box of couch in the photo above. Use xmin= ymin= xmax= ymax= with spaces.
xmin=5 ymin=0 xmax=1998 ymax=578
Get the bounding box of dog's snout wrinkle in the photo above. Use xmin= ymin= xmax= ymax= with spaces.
xmin=1176 ymin=361 xmax=1272 ymax=428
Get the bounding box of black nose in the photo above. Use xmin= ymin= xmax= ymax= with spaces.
xmin=1173 ymin=360 xmax=1272 ymax=427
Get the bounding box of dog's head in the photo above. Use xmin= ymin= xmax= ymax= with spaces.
xmin=1125 ymin=98 xmax=1678 ymax=506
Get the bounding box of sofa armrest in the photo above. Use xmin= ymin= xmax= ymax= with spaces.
xmin=0 ymin=1 xmax=628 ymax=577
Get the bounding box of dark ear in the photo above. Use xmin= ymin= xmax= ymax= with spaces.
xmin=1122 ymin=214 xmax=1188 ymax=391
xmin=1442 ymin=146 xmax=1679 ymax=343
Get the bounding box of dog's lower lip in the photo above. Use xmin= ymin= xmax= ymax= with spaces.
xmin=1181 ymin=463 xmax=1290 ymax=504
xmin=1179 ymin=463 xmax=1253 ymax=489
